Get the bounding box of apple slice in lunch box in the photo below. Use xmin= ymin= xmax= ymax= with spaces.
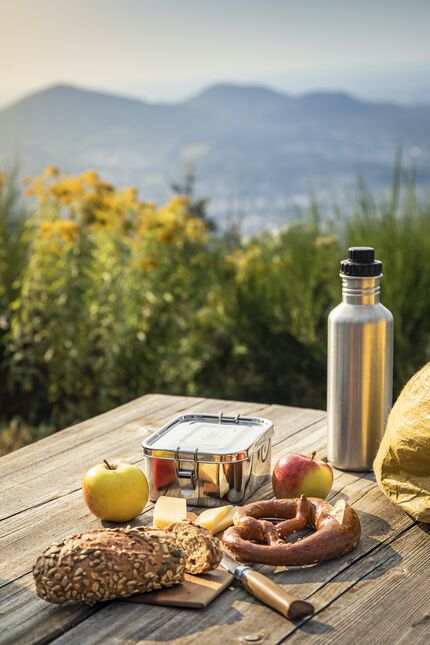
xmin=153 ymin=451 xmax=177 ymax=489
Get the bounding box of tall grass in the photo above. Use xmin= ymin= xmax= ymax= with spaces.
xmin=0 ymin=169 xmax=28 ymax=428
xmin=346 ymin=170 xmax=430 ymax=393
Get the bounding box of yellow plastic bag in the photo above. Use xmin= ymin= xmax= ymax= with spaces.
xmin=374 ymin=362 xmax=430 ymax=523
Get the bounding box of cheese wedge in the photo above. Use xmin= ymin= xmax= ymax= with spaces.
xmin=195 ymin=504 xmax=236 ymax=534
xmin=214 ymin=505 xmax=237 ymax=533
xmin=198 ymin=463 xmax=219 ymax=485
xmin=199 ymin=463 xmax=230 ymax=498
xmin=153 ymin=496 xmax=187 ymax=529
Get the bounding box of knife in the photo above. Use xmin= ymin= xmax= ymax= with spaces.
xmin=221 ymin=552 xmax=314 ymax=620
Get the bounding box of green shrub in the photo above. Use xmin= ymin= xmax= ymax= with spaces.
xmin=0 ymin=165 xmax=429 ymax=453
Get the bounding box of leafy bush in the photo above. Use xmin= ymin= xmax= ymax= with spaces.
xmin=1 ymin=165 xmax=429 ymax=453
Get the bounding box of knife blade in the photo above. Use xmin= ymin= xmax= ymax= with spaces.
xmin=221 ymin=552 xmax=314 ymax=620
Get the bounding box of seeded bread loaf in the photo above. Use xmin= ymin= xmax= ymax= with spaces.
xmin=33 ymin=526 xmax=185 ymax=605
xmin=165 ymin=521 xmax=223 ymax=574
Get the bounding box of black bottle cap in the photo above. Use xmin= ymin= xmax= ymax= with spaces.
xmin=340 ymin=247 xmax=382 ymax=277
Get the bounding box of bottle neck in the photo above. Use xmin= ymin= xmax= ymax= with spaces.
xmin=341 ymin=275 xmax=381 ymax=304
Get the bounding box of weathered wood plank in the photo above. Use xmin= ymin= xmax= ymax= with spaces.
xmin=0 ymin=579 xmax=98 ymax=645
xmin=286 ymin=522 xmax=430 ymax=644
xmin=2 ymin=395 xmax=420 ymax=645
xmin=47 ymin=469 xmax=415 ymax=645
xmin=0 ymin=396 xmax=272 ymax=520
xmin=10 ymin=452 xmax=408 ymax=643
xmin=0 ymin=400 xmax=325 ymax=645
xmin=0 ymin=396 xmax=322 ymax=480
xmin=0 ymin=398 xmax=324 ymax=530
xmin=0 ymin=394 xmax=167 ymax=476
xmin=0 ymin=403 xmax=324 ymax=586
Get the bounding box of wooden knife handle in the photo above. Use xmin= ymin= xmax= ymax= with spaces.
xmin=240 ymin=569 xmax=314 ymax=620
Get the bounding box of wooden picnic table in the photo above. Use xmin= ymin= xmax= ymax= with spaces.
xmin=1 ymin=394 xmax=429 ymax=644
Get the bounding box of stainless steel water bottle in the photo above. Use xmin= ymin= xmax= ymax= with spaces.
xmin=327 ymin=247 xmax=394 ymax=471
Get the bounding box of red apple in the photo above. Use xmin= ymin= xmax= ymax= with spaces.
xmin=153 ymin=458 xmax=176 ymax=489
xmin=272 ymin=451 xmax=333 ymax=499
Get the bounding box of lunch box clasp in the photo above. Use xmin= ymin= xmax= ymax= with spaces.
xmin=218 ymin=412 xmax=241 ymax=424
xmin=176 ymin=446 xmax=198 ymax=497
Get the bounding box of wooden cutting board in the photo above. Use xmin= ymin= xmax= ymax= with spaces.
xmin=124 ymin=566 xmax=234 ymax=608
xmin=124 ymin=512 xmax=233 ymax=608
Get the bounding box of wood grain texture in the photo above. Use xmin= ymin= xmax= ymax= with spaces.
xmin=0 ymin=393 xmax=425 ymax=645
xmin=126 ymin=567 xmax=233 ymax=608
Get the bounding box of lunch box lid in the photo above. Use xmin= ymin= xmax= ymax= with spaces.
xmin=141 ymin=412 xmax=274 ymax=463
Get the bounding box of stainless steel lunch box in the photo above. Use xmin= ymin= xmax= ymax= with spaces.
xmin=141 ymin=412 xmax=274 ymax=507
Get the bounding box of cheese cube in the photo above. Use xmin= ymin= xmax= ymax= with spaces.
xmin=153 ymin=496 xmax=187 ymax=529
xmin=195 ymin=505 xmax=236 ymax=534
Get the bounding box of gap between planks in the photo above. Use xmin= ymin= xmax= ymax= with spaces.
xmin=279 ymin=521 xmax=429 ymax=644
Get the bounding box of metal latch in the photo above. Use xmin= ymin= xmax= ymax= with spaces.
xmin=218 ymin=412 xmax=241 ymax=423
xmin=175 ymin=447 xmax=198 ymax=497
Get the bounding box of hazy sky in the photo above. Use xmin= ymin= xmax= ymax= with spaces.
xmin=1 ymin=0 xmax=430 ymax=107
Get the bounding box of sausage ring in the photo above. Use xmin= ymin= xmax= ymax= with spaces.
xmin=222 ymin=496 xmax=361 ymax=566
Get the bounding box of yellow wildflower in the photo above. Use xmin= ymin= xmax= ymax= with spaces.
xmin=39 ymin=219 xmax=80 ymax=244
xmin=44 ymin=165 xmax=59 ymax=177
xmin=40 ymin=221 xmax=54 ymax=239
xmin=226 ymin=245 xmax=264 ymax=283
xmin=185 ymin=218 xmax=207 ymax=243
xmin=81 ymin=170 xmax=100 ymax=186
xmin=26 ymin=167 xmax=209 ymax=245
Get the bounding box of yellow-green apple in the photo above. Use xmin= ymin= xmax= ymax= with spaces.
xmin=272 ymin=451 xmax=333 ymax=499
xmin=82 ymin=460 xmax=148 ymax=522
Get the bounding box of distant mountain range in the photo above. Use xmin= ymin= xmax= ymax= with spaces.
xmin=0 ymin=83 xmax=429 ymax=231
